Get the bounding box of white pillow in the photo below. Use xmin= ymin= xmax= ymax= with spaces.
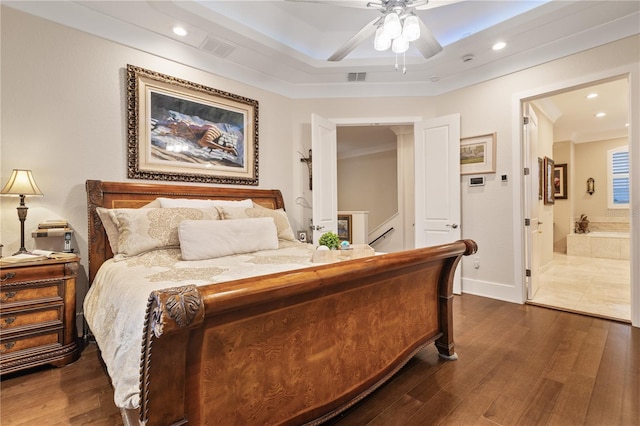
xmin=158 ymin=197 xmax=253 ymax=208
xmin=178 ymin=217 xmax=278 ymax=261
xmin=220 ymin=204 xmax=297 ymax=242
xmin=108 ymin=207 xmax=220 ymax=257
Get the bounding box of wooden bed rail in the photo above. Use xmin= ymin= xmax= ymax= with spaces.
xmin=138 ymin=239 xmax=477 ymax=425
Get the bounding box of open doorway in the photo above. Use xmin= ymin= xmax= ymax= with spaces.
xmin=336 ymin=125 xmax=399 ymax=250
xmin=524 ymin=77 xmax=631 ymax=322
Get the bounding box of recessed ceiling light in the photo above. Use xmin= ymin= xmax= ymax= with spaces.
xmin=595 ymin=112 xmax=606 ymax=118
xmin=625 ymin=123 xmax=629 ymax=127
xmin=492 ymin=41 xmax=506 ymax=51
xmin=172 ymin=26 xmax=187 ymax=37
xmin=586 ymin=93 xmax=598 ymax=99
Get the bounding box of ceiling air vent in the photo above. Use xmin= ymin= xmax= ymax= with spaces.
xmin=201 ymin=37 xmax=235 ymax=58
xmin=347 ymin=72 xmax=366 ymax=82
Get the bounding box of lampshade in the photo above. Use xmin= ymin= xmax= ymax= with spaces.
xmin=392 ymin=35 xmax=409 ymax=54
xmin=383 ymin=12 xmax=402 ymax=39
xmin=1 ymin=169 xmax=44 ymax=196
xmin=374 ymin=26 xmax=391 ymax=51
xmin=402 ymin=15 xmax=420 ymax=42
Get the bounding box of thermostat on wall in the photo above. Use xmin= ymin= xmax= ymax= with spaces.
xmin=469 ymin=176 xmax=485 ymax=186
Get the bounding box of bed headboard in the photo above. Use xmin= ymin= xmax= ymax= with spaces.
xmin=86 ymin=180 xmax=286 ymax=284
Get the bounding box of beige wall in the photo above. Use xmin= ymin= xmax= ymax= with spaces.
xmin=338 ymin=150 xmax=397 ymax=232
xmin=573 ymin=137 xmax=629 ymax=219
xmin=553 ymin=140 xmax=575 ymax=253
xmin=2 ymin=6 xmax=639 ymax=308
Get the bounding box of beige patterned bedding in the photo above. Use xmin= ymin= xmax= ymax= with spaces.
xmin=83 ymin=241 xmax=316 ymax=409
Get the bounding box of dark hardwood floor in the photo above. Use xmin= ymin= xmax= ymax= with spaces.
xmin=1 ymin=294 xmax=638 ymax=425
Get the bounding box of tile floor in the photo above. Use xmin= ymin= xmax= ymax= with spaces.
xmin=529 ymin=253 xmax=631 ymax=321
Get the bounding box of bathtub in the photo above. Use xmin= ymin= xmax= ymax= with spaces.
xmin=566 ymin=232 xmax=630 ymax=260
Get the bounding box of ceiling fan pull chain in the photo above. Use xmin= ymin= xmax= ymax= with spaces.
xmin=395 ymin=53 xmax=399 ymax=71
xmin=403 ymin=52 xmax=407 ymax=74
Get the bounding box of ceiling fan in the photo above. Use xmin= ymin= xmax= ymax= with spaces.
xmin=287 ymin=0 xmax=449 ymax=62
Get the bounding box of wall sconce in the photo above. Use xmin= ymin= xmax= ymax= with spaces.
xmin=1 ymin=169 xmax=44 ymax=254
xmin=586 ymin=177 xmax=595 ymax=195
xmin=299 ymin=149 xmax=312 ymax=190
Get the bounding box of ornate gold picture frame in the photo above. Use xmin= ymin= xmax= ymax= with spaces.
xmin=126 ymin=65 xmax=259 ymax=185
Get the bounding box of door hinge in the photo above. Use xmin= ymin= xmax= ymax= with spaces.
xmin=524 ymin=167 xmax=530 ymax=175
xmin=523 ymin=116 xmax=530 ymax=125
xmin=525 ymin=218 xmax=531 ymax=226
xmin=525 ymin=269 xmax=531 ymax=277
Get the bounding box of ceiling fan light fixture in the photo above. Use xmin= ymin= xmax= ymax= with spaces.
xmin=402 ymin=15 xmax=420 ymax=42
xmin=374 ymin=26 xmax=391 ymax=51
xmin=383 ymin=12 xmax=402 ymax=39
xmin=392 ymin=35 xmax=409 ymax=54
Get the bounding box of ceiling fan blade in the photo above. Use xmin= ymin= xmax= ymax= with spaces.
xmin=413 ymin=17 xmax=443 ymax=59
xmin=328 ymin=17 xmax=381 ymax=61
xmin=414 ymin=0 xmax=466 ymax=11
xmin=285 ymin=0 xmax=372 ymax=9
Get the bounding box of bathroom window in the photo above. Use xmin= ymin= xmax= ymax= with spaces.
xmin=607 ymin=145 xmax=629 ymax=208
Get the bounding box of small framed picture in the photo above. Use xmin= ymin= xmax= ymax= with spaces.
xmin=297 ymin=230 xmax=308 ymax=243
xmin=554 ymin=163 xmax=567 ymax=199
xmin=337 ymin=214 xmax=352 ymax=242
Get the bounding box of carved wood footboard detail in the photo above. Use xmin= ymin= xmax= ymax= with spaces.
xmin=140 ymin=285 xmax=205 ymax=425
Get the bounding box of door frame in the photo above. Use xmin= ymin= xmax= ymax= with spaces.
xmin=511 ymin=65 xmax=639 ymax=327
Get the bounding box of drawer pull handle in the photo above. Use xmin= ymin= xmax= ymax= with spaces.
xmin=1 ymin=291 xmax=17 ymax=302
xmin=1 ymin=272 xmax=16 ymax=282
xmin=1 ymin=341 xmax=16 ymax=353
xmin=1 ymin=317 xmax=16 ymax=328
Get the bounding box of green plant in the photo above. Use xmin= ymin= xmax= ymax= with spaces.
xmin=318 ymin=231 xmax=340 ymax=250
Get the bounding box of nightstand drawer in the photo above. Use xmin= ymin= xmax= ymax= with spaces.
xmin=0 ymin=305 xmax=63 ymax=333
xmin=1 ymin=264 xmax=68 ymax=283
xmin=0 ymin=281 xmax=62 ymax=306
xmin=0 ymin=330 xmax=62 ymax=356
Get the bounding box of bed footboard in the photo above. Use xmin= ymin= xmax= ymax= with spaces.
xmin=137 ymin=239 xmax=477 ymax=425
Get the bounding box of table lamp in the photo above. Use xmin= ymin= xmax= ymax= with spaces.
xmin=1 ymin=169 xmax=44 ymax=254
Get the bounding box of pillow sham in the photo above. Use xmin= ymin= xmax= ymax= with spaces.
xmin=97 ymin=199 xmax=161 ymax=254
xmin=219 ymin=204 xmax=296 ymax=242
xmin=158 ymin=197 xmax=253 ymax=208
xmin=178 ymin=217 xmax=278 ymax=261
xmin=108 ymin=207 xmax=220 ymax=257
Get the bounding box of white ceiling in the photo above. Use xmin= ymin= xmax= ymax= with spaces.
xmin=5 ymin=0 xmax=638 ymax=143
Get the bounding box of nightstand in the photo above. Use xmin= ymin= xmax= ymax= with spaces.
xmin=0 ymin=256 xmax=80 ymax=375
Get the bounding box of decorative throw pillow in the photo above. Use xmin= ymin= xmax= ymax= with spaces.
xmin=158 ymin=197 xmax=253 ymax=208
xmin=178 ymin=217 xmax=278 ymax=260
xmin=220 ymin=203 xmax=296 ymax=242
xmin=97 ymin=200 xmax=161 ymax=254
xmin=108 ymin=207 xmax=220 ymax=257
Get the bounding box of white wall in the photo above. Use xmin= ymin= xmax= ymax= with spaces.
xmin=2 ymin=7 xmax=639 ymax=324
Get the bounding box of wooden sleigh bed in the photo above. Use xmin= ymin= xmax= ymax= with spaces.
xmin=85 ymin=179 xmax=477 ymax=426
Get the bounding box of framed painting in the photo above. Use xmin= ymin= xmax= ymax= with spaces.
xmin=126 ymin=64 xmax=259 ymax=185
xmin=337 ymin=214 xmax=352 ymax=243
xmin=544 ymin=156 xmax=555 ymax=205
xmin=538 ymin=157 xmax=544 ymax=200
xmin=460 ymin=133 xmax=496 ymax=175
xmin=554 ymin=163 xmax=568 ymax=199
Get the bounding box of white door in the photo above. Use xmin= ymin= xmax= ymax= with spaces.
xmin=524 ymin=104 xmax=541 ymax=299
xmin=311 ymin=114 xmax=338 ymax=243
xmin=415 ymin=114 xmax=462 ymax=293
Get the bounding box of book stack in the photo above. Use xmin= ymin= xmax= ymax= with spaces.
xmin=32 ymin=220 xmax=73 ymax=238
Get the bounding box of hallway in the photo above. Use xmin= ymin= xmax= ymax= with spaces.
xmin=530 ymin=253 xmax=630 ymax=322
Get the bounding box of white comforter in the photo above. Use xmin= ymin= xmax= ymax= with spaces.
xmin=83 ymin=241 xmax=316 ymax=409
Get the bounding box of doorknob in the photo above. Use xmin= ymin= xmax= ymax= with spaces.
xmin=446 ymin=223 xmax=459 ymax=229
